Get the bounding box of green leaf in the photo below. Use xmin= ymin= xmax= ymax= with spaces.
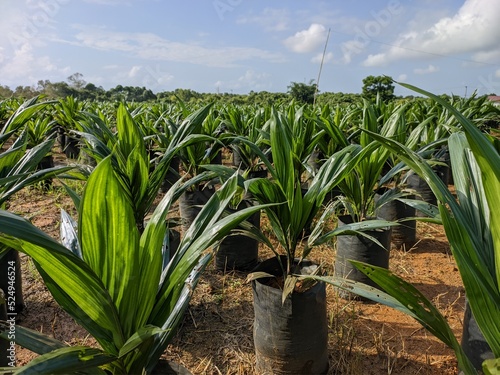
xmin=12 ymin=346 xmax=113 ymax=375
xmin=0 ymin=212 xmax=122 ymax=352
xmin=61 ymin=182 xmax=82 ymax=212
xmin=79 ymin=156 xmax=141 ymax=339
xmin=2 ymin=97 xmax=52 ymax=134
xmin=116 ymin=103 xmax=148 ymax=161
xmin=483 ymin=358 xmax=500 ymax=375
xmin=311 ymin=219 xmax=398 ymax=248
xmin=397 ymin=198 xmax=441 ymax=221
xmin=269 ymin=108 xmax=296 ymax=203
xmin=0 ymin=141 xmax=26 ymax=180
xmin=151 ymin=172 xmax=274 ymax=325
xmin=0 ymin=322 xmax=67 ymax=355
xmin=118 ymin=325 xmax=167 ymax=358
xmin=141 ymin=254 xmax=213 ymax=375
xmin=134 ymin=179 xmax=184 ymax=331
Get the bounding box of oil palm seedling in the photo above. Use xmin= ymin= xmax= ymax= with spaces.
xmin=334 ymin=100 xmax=410 ymax=221
xmin=208 ymin=169 xmax=263 ymax=272
xmin=0 ymin=135 xmax=65 ymax=206
xmin=326 ymin=100 xmax=413 ymax=295
xmin=222 ymin=105 xmax=269 ymax=174
xmin=305 ymin=103 xmax=360 ymax=204
xmin=149 ymin=116 xmax=181 ymax=193
xmin=176 ymin=104 xmax=229 ymax=232
xmin=313 ymin=103 xmax=355 ymax=160
xmin=381 ymin=98 xmax=458 ymax=214
xmin=75 ymin=102 xmax=215 ymax=233
xmin=0 ymin=98 xmax=74 ymax=314
xmin=25 ymin=115 xmax=59 ymax=189
xmin=312 ymin=83 xmax=500 ymax=374
xmin=53 ymin=96 xmax=86 ymax=159
xmin=233 ymin=106 xmax=396 ymax=374
xmin=1 ymin=96 xmax=52 ymax=136
xmin=0 ymin=158 xmax=268 ymax=374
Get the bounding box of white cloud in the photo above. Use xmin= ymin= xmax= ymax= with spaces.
xmin=363 ymin=53 xmax=386 ymax=67
xmin=311 ymin=51 xmax=334 ymax=64
xmin=0 ymin=0 xmax=64 ymax=50
xmin=496 ymin=69 xmax=500 ymax=78
xmin=126 ymin=65 xmax=174 ymax=87
xmin=237 ymin=70 xmax=270 ymax=87
xmin=471 ymin=49 xmax=500 ymax=65
xmin=0 ymin=1 xmax=71 ymax=86
xmin=97 ymin=65 xmax=174 ymax=90
xmin=414 ymin=64 xmax=439 ymax=75
xmin=215 ymin=69 xmax=272 ymax=92
xmin=128 ymin=66 xmax=142 ymax=78
xmin=341 ymin=40 xmax=365 ymax=64
xmin=71 ymin=27 xmax=284 ymax=68
xmin=397 ymin=74 xmax=408 ymax=81
xmin=363 ymin=0 xmax=500 ymax=67
xmin=283 ymin=23 xmax=327 ymax=53
xmin=0 ymin=41 xmax=69 ymax=85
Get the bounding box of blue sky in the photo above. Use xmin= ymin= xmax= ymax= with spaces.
xmin=1 ymin=0 xmax=499 ymax=96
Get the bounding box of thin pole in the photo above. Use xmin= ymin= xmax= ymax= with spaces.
xmin=313 ymin=28 xmax=331 ymax=107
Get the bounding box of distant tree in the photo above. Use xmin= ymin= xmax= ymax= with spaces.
xmin=362 ymin=75 xmax=395 ymax=102
xmin=315 ymin=91 xmax=362 ymax=106
xmin=36 ymin=80 xmax=52 ymax=92
xmin=44 ymin=82 xmax=77 ymax=99
xmin=140 ymin=88 xmax=156 ymax=101
xmin=106 ymin=85 xmax=157 ymax=102
xmin=287 ymin=80 xmax=317 ymax=104
xmin=0 ymin=85 xmax=13 ymax=98
xmin=84 ymin=82 xmax=98 ymax=92
xmin=13 ymin=85 xmax=38 ymax=99
xmin=173 ymin=88 xmax=201 ymax=103
xmin=67 ymin=72 xmax=86 ymax=90
xmin=79 ymin=83 xmax=106 ymax=100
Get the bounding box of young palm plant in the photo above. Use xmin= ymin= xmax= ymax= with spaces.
xmin=0 ymin=98 xmax=75 ymax=313
xmin=0 ymin=158 xmax=268 ymax=374
xmin=53 ymin=96 xmax=86 ymax=159
xmin=231 ymin=106 xmax=396 ymax=374
xmin=335 ymin=99 xmax=410 ymax=221
xmin=311 ymin=83 xmax=500 ymax=374
xmin=222 ymin=105 xmax=269 ymax=173
xmin=75 ymin=102 xmax=215 ymax=232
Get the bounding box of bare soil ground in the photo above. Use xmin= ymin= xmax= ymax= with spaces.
xmin=5 ymin=156 xmax=463 ymax=374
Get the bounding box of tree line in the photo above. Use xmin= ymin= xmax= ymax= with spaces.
xmin=0 ymin=73 xmax=484 ymax=105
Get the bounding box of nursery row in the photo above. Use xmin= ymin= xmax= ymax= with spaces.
xmin=0 ymin=85 xmax=499 ymax=374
